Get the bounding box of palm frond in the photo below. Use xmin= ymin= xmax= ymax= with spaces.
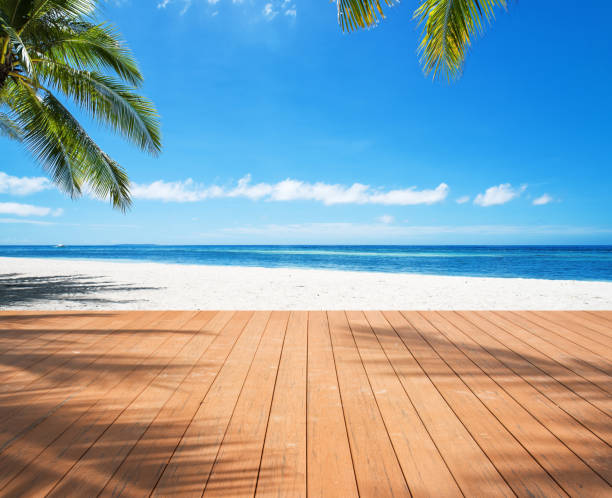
xmin=0 ymin=110 xmax=22 ymax=139
xmin=9 ymin=0 xmax=97 ymax=32
xmin=0 ymin=10 xmax=34 ymax=76
xmin=9 ymin=82 xmax=131 ymax=210
xmin=414 ymin=0 xmax=507 ymax=80
xmin=337 ymin=0 xmax=397 ymax=32
xmin=37 ymin=60 xmax=160 ymax=153
xmin=7 ymin=81 xmax=81 ymax=197
xmin=25 ymin=20 xmax=143 ymax=85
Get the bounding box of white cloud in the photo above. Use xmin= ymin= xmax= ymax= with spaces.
xmin=533 ymin=194 xmax=553 ymax=205
xmin=474 ymin=183 xmax=526 ymax=207
xmin=131 ymin=175 xmax=449 ymax=206
xmin=263 ymin=3 xmax=277 ymax=19
xmin=0 ymin=172 xmax=52 ymax=196
xmin=208 ymin=0 xmax=219 ymax=4
xmin=378 ymin=215 xmax=394 ymax=224
xmin=284 ymin=7 xmax=296 ymax=17
xmin=456 ymin=195 xmax=470 ymax=204
xmin=0 ymin=202 xmax=62 ymax=217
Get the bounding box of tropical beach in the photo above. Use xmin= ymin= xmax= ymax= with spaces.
xmin=1 ymin=0 xmax=611 ymax=496
xmin=2 ymin=254 xmax=612 ymax=310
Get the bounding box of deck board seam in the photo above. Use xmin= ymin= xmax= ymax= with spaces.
xmin=506 ymin=311 xmax=612 ymax=369
xmin=253 ymin=312 xmax=291 ymax=497
xmin=488 ymin=311 xmax=612 ymax=393
xmin=345 ymin=311 xmax=414 ymax=497
xmin=584 ymin=311 xmax=612 ymax=330
xmin=458 ymin=311 xmax=612 ymax=420
xmin=200 ymin=311 xmax=274 ymax=496
xmin=0 ymin=310 xmax=171 ymax=456
xmin=362 ymin=311 xmax=466 ymax=498
xmin=381 ymin=311 xmax=515 ymax=497
xmin=324 ymin=310 xmax=362 ymax=498
xmin=529 ymin=311 xmax=612 ymax=354
xmin=453 ymin=311 xmax=612 ymax=444
xmin=147 ymin=311 xmax=253 ymax=497
xmin=44 ymin=311 xmax=203 ymax=495
xmin=96 ymin=310 xmax=223 ymax=496
xmin=413 ymin=311 xmax=609 ymax=493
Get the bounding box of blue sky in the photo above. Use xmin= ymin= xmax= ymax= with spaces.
xmin=2 ymin=0 xmax=611 ymax=244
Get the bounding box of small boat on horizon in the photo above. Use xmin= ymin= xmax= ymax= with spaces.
xmin=54 ymin=244 xmax=66 ymax=248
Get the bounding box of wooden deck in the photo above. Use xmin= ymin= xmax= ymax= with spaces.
xmin=0 ymin=311 xmax=610 ymax=497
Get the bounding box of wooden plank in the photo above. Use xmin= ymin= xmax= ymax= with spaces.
xmin=537 ymin=311 xmax=612 ymax=345
xmin=374 ymin=311 xmax=514 ymax=497
xmin=306 ymin=311 xmax=359 ymax=498
xmin=0 ymin=313 xmax=98 ymax=361
xmin=0 ymin=312 xmax=119 ymax=379
xmin=255 ymin=311 xmax=307 ymax=498
xmin=406 ymin=311 xmax=609 ymax=496
xmin=583 ymin=312 xmax=612 ymax=333
xmin=327 ymin=311 xmax=409 ymax=497
xmin=46 ymin=311 xmax=221 ymax=496
xmin=151 ymin=311 xmax=270 ymax=497
xmin=0 ymin=310 xmax=171 ymax=453
xmin=484 ymin=311 xmax=612 ymax=395
xmin=98 ymin=311 xmax=242 ymax=498
xmin=203 ymin=311 xmax=289 ymax=497
xmin=387 ymin=310 xmax=567 ymax=498
xmin=1 ymin=310 xmax=610 ymax=497
xmin=0 ymin=312 xmax=123 ymax=353
xmin=429 ymin=311 xmax=612 ymax=484
xmin=0 ymin=311 xmax=145 ymax=399
xmin=0 ymin=312 xmax=170 ymax=491
xmin=505 ymin=312 xmax=611 ymax=375
xmin=453 ymin=311 xmax=612 ymax=443
xmin=0 ymin=311 xmax=199 ymax=496
xmin=526 ymin=312 xmax=612 ymax=357
xmin=347 ymin=311 xmax=462 ymax=497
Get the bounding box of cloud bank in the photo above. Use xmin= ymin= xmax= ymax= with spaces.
xmin=132 ymin=175 xmax=450 ymax=206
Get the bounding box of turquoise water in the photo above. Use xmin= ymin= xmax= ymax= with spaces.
xmin=1 ymin=245 xmax=611 ymax=281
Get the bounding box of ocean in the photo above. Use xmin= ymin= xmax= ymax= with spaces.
xmin=1 ymin=245 xmax=611 ymax=282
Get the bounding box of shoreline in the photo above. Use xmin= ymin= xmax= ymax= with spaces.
xmin=1 ymin=256 xmax=611 ymax=310
xmin=1 ymin=253 xmax=611 ymax=283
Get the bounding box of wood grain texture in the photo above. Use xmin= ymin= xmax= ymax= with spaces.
xmin=0 ymin=311 xmax=609 ymax=497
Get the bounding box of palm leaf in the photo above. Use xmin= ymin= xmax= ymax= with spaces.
xmin=337 ymin=0 xmax=397 ymax=32
xmin=37 ymin=59 xmax=160 ymax=153
xmin=0 ymin=9 xmax=34 ymax=76
xmin=25 ymin=20 xmax=143 ymax=85
xmin=10 ymin=0 xmax=97 ymax=32
xmin=414 ymin=0 xmax=507 ymax=80
xmin=0 ymin=110 xmax=22 ymax=139
xmin=8 ymin=82 xmax=131 ymax=210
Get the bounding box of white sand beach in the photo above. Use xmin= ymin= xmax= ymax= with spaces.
xmin=1 ymin=256 xmax=611 ymax=310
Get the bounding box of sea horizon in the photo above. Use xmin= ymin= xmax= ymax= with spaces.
xmin=2 ymin=245 xmax=611 ymax=282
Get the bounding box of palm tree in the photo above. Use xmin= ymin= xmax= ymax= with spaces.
xmin=337 ymin=0 xmax=507 ymax=80
xmin=0 ymin=0 xmax=160 ymax=211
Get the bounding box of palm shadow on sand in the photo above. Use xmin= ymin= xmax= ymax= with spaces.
xmin=0 ymin=273 xmax=161 ymax=307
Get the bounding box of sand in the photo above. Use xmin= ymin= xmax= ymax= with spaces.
xmin=1 ymin=256 xmax=611 ymax=310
